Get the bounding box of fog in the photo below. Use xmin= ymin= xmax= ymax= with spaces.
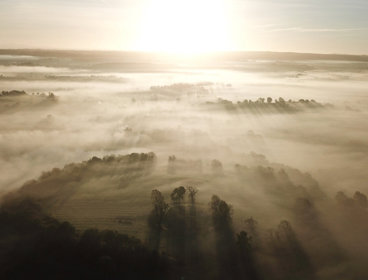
xmin=1 ymin=50 xmax=368 ymax=279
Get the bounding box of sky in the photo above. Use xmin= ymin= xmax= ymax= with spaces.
xmin=0 ymin=0 xmax=367 ymax=54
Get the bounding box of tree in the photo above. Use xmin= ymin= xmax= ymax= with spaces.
xmin=210 ymin=195 xmax=244 ymax=280
xmin=210 ymin=195 xmax=233 ymax=229
xmin=150 ymin=190 xmax=169 ymax=228
xmin=278 ymin=97 xmax=285 ymax=103
xmin=244 ymin=217 xmax=259 ymax=247
xmin=166 ymin=187 xmax=186 ymax=260
xmin=354 ymin=191 xmax=367 ymax=208
xmin=237 ymin=231 xmax=252 ymax=252
xmin=187 ymin=186 xmax=198 ymax=204
xmin=148 ymin=190 xmax=169 ymax=251
xmin=170 ymin=186 xmax=186 ymax=204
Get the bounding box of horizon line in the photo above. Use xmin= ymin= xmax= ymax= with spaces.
xmin=0 ymin=48 xmax=368 ymax=58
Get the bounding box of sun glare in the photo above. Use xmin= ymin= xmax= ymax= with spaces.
xmin=137 ymin=0 xmax=232 ymax=54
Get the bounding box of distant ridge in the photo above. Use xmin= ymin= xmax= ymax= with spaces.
xmin=0 ymin=49 xmax=368 ymax=62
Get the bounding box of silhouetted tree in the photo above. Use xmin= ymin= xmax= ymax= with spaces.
xmin=354 ymin=191 xmax=367 ymax=208
xmin=210 ymin=195 xmax=232 ymax=231
xmin=185 ymin=186 xmax=203 ymax=279
xmin=166 ymin=187 xmax=186 ymax=261
xmin=237 ymin=231 xmax=252 ymax=252
xmin=244 ymin=217 xmax=260 ymax=248
xmin=148 ymin=190 xmax=169 ymax=252
xmin=187 ymin=186 xmax=198 ymax=204
xmin=170 ymin=186 xmax=186 ymax=204
xmin=236 ymin=230 xmax=260 ymax=279
xmin=210 ymin=195 xmax=240 ymax=280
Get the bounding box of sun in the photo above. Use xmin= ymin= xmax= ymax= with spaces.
xmin=137 ymin=0 xmax=232 ymax=54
